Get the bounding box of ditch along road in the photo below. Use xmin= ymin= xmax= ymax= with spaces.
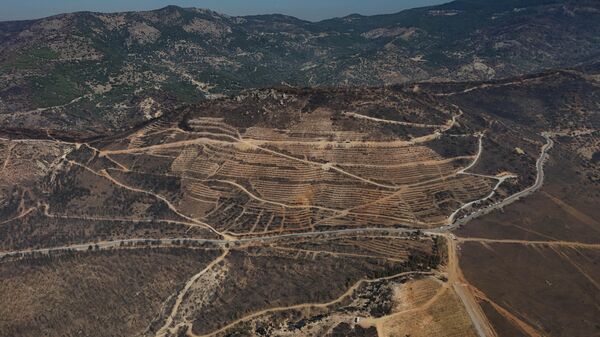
xmin=0 ymin=133 xmax=558 ymax=337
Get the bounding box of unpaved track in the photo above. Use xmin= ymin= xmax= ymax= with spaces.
xmin=104 ymin=132 xmax=402 ymax=190
xmin=11 ymin=228 xmax=598 ymax=259
xmin=550 ymin=246 xmax=600 ymax=291
xmin=0 ymin=142 xmax=14 ymax=172
xmin=457 ymin=237 xmax=600 ymax=250
xmin=67 ymin=160 xmax=232 ymax=240
xmin=444 ymin=133 xmax=516 ymax=227
xmin=342 ymin=111 xmax=445 ymax=128
xmin=434 ymin=132 xmax=554 ymax=233
xmin=190 ymin=271 xmax=433 ymax=337
xmin=102 ymin=113 xmax=469 ymax=191
xmin=543 ymin=192 xmax=600 ymax=229
xmin=483 ymin=134 xmax=554 ymax=208
xmin=339 ymin=155 xmax=476 ymax=168
xmin=0 ymin=206 xmax=36 ymax=224
xmin=429 ymin=74 xmax=560 ymax=97
xmin=359 ymin=281 xmax=449 ymax=335
xmin=446 ymin=236 xmax=498 ymax=337
xmin=442 ymin=133 xmax=557 ymax=337
xmin=209 ymin=179 xmax=342 ymax=213
xmin=269 ymin=245 xmax=407 ymax=262
xmin=0 ymin=229 xmax=422 ymax=258
xmin=0 ymin=122 xmax=561 ymax=337
xmin=155 ymin=248 xmax=230 ymax=337
xmin=447 ymin=175 xmax=515 ymax=226
xmin=470 ymin=287 xmax=546 ymax=337
xmin=248 ymin=142 xmax=401 ymax=189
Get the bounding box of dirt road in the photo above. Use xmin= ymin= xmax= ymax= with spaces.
xmin=446 ymin=236 xmax=498 ymax=337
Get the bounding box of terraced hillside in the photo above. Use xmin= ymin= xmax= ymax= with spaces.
xmin=1 ymin=1 xmax=600 ymax=336
xmin=0 ymin=86 xmax=535 ymax=247
xmin=1 ymin=65 xmax=598 ymax=336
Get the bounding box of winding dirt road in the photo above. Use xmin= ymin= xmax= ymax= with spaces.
xmin=434 ymin=133 xmax=554 ymax=233
xmin=156 ymin=248 xmax=230 ymax=337
xmin=0 ymin=128 xmax=561 ymax=337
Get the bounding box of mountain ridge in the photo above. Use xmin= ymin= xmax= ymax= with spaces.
xmin=1 ymin=0 xmax=599 ymax=136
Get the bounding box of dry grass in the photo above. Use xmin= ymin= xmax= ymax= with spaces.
xmin=375 ymin=279 xmax=478 ymax=337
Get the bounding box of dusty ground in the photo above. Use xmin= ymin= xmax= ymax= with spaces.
xmin=460 ymin=242 xmax=600 ymax=337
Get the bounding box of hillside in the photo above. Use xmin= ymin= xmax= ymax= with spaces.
xmin=1 ymin=2 xmax=599 ymax=337
xmin=0 ymin=66 xmax=598 ymax=337
xmin=1 ymin=0 xmax=600 ymax=137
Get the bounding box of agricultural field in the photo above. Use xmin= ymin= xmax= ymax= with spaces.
xmin=455 ymin=132 xmax=600 ymax=337
xmin=20 ymin=86 xmax=519 ymax=244
xmin=0 ymin=57 xmax=598 ymax=337
xmin=460 ymin=243 xmax=600 ymax=337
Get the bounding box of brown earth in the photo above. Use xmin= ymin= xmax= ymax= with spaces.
xmin=0 ymin=248 xmax=220 ymax=337
xmin=457 ymin=134 xmax=600 ymax=243
xmin=460 ymin=242 xmax=600 ymax=337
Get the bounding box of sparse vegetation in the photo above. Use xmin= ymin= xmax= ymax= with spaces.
xmin=0 ymin=2 xmax=598 ymax=337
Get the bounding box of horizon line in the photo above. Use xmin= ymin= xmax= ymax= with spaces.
xmin=0 ymin=2 xmax=445 ymax=24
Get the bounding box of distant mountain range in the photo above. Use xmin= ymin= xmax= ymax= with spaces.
xmin=1 ymin=0 xmax=599 ymax=136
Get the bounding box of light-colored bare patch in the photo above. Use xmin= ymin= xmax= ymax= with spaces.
xmin=139 ymin=97 xmax=163 ymax=120
xmin=127 ymin=22 xmax=161 ymax=45
xmin=457 ymin=61 xmax=496 ymax=80
xmin=93 ymin=83 xmax=113 ymax=95
xmin=392 ymin=277 xmax=442 ymax=312
xmin=96 ymin=14 xmax=128 ymax=30
xmin=361 ymin=277 xmax=478 ymax=337
xmin=183 ymin=18 xmax=232 ymax=38
xmin=428 ymin=10 xmax=462 ymax=16
xmin=37 ymin=18 xmax=67 ymax=31
xmin=362 ymin=27 xmax=424 ymax=41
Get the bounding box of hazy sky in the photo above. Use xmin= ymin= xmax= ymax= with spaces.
xmin=1 ymin=0 xmax=448 ymax=22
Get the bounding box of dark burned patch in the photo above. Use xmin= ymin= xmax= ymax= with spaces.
xmin=287 ymin=314 xmax=326 ymax=331
xmin=177 ymin=86 xmax=455 ymax=139
xmin=0 ymin=186 xmax=31 ymax=220
xmin=328 ymin=323 xmax=378 ymax=337
xmin=180 ymin=89 xmax=307 ymax=130
xmin=0 ymin=210 xmax=218 ymax=251
xmin=360 ymin=280 xmax=395 ymax=317
xmin=427 ymin=134 xmax=478 ymax=158
xmin=301 ymin=90 xmax=331 ymax=113
xmin=479 ymin=301 xmax=528 ymax=337
xmin=445 ymin=71 xmax=600 ymax=131
xmin=109 ymin=169 xmax=183 ymax=201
